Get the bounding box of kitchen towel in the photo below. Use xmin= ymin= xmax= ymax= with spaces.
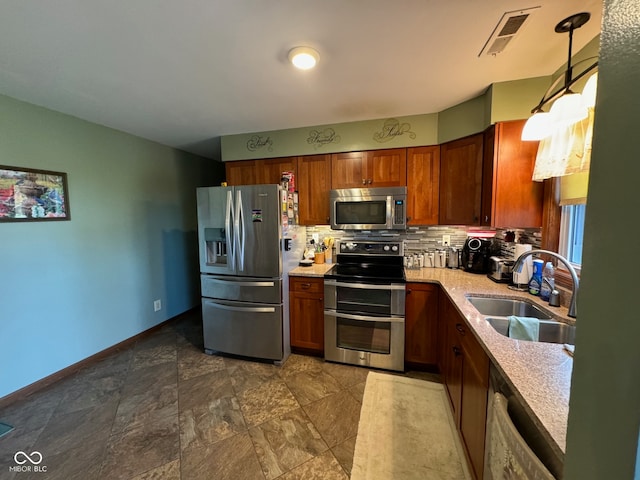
xmin=507 ymin=316 xmax=540 ymax=341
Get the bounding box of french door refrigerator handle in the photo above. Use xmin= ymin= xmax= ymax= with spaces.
xmin=236 ymin=189 xmax=246 ymax=272
xmin=225 ymin=189 xmax=234 ymax=269
xmin=204 ymin=300 xmax=275 ymax=313
xmin=233 ymin=189 xmax=243 ymax=272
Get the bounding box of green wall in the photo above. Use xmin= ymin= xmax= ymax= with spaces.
xmin=437 ymin=94 xmax=487 ymax=144
xmin=221 ymin=114 xmax=439 ymax=160
xmin=0 ymin=94 xmax=218 ymax=399
xmin=564 ymin=1 xmax=640 ymax=478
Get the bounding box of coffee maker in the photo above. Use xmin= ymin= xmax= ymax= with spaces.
xmin=461 ymin=237 xmax=494 ymax=274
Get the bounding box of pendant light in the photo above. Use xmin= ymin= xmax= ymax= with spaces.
xmin=521 ymin=12 xmax=597 ymax=140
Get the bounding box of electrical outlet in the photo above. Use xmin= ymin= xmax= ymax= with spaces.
xmin=442 ymin=234 xmax=451 ymax=246
xmin=153 ymin=299 xmax=162 ymax=312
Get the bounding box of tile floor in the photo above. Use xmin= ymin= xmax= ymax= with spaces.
xmin=0 ymin=309 xmax=441 ymax=480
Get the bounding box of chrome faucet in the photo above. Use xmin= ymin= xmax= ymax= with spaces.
xmin=513 ymin=249 xmax=579 ymax=318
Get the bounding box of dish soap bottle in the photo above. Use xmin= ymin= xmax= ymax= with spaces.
xmin=540 ymin=261 xmax=555 ymax=301
xmin=528 ymin=259 xmax=544 ymax=296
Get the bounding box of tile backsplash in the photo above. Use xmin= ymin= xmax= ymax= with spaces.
xmin=303 ymin=225 xmax=542 ymax=259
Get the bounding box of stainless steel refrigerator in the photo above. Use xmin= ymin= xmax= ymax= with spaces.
xmin=196 ymin=184 xmax=305 ymax=364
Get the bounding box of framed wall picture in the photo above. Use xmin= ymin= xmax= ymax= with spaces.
xmin=0 ymin=165 xmax=70 ymax=222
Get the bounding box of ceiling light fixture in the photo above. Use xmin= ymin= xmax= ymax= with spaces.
xmin=288 ymin=46 xmax=319 ymax=70
xmin=521 ymin=12 xmax=598 ymax=141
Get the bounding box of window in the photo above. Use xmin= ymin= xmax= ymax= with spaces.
xmin=558 ymin=204 xmax=586 ymax=268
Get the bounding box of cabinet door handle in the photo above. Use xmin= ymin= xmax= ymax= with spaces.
xmin=362 ymin=179 xmax=367 ymax=185
xmin=455 ymin=323 xmax=466 ymax=335
xmin=407 ymin=289 xmax=412 ymax=294
xmin=367 ymin=179 xmax=372 ymax=184
xmin=452 ymin=346 xmax=462 ymax=356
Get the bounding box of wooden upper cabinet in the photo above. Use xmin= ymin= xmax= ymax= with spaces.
xmin=331 ymin=151 xmax=367 ymax=189
xmin=225 ymin=157 xmax=296 ymax=186
xmin=439 ymin=134 xmax=484 ymax=225
xmin=407 ymin=146 xmax=440 ymax=225
xmin=257 ymin=157 xmax=297 ymax=185
xmin=225 ymin=160 xmax=258 ymax=186
xmin=331 ymin=149 xmax=406 ymax=189
xmin=366 ymin=148 xmax=407 ymax=187
xmin=482 ymin=120 xmax=543 ymax=228
xmin=297 ymin=154 xmax=332 ymax=225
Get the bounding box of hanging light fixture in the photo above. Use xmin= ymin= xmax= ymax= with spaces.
xmin=521 ymin=12 xmax=598 ymax=140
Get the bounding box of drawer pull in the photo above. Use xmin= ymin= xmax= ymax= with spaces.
xmin=452 ymin=346 xmax=462 ymax=356
xmin=301 ymin=283 xmax=312 ymax=289
xmin=455 ymin=323 xmax=466 ymax=335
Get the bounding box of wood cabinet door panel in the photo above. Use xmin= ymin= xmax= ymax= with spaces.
xmin=289 ymin=277 xmax=324 ymax=354
xmin=439 ymin=134 xmax=483 ymax=225
xmin=492 ymin=120 xmax=543 ymax=228
xmin=405 ymin=283 xmax=439 ymax=366
xmin=225 ymin=160 xmax=257 ymax=186
xmin=297 ymin=155 xmax=331 ymax=225
xmin=257 ymin=157 xmax=297 ymax=185
xmin=407 ymin=146 xmax=440 ymax=225
xmin=331 ymin=152 xmax=367 ymax=189
xmin=366 ymin=148 xmax=407 ymax=187
xmin=460 ymin=339 xmax=489 ymax=480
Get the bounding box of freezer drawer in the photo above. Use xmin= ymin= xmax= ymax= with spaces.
xmin=201 ymin=275 xmax=282 ymax=304
xmin=202 ymin=298 xmax=283 ymax=361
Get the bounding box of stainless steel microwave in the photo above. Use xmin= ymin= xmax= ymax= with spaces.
xmin=330 ymin=187 xmax=407 ymax=230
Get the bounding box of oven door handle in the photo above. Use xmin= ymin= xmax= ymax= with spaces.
xmin=324 ymin=310 xmax=405 ymax=323
xmin=324 ymin=280 xmax=405 ymax=291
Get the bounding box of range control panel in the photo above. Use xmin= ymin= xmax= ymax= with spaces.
xmin=337 ymin=240 xmax=404 ymax=256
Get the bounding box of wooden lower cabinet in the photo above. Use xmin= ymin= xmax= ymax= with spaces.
xmin=289 ymin=277 xmax=324 ymax=355
xmin=439 ymin=291 xmax=490 ymax=480
xmin=405 ymin=283 xmax=439 ymax=368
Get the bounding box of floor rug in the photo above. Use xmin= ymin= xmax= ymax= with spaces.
xmin=351 ymin=372 xmax=472 ymax=480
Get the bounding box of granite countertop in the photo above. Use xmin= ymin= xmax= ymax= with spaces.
xmin=289 ymin=265 xmax=574 ymax=459
xmin=290 ymin=263 xmax=334 ymax=277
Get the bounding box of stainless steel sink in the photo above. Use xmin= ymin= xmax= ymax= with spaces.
xmin=466 ymin=295 xmax=575 ymax=344
xmin=485 ymin=317 xmax=576 ymax=345
xmin=466 ymin=296 xmax=552 ymax=319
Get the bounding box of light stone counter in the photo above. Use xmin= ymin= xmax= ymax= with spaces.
xmin=289 ymin=263 xmax=334 ymax=277
xmin=289 ymin=264 xmax=574 ymax=459
xmin=405 ymin=267 xmax=573 ymax=460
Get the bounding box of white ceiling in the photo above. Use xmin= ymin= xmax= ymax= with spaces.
xmin=0 ymin=1 xmax=602 ymax=159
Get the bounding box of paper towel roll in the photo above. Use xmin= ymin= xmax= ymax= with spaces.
xmin=513 ymin=244 xmax=533 ymax=285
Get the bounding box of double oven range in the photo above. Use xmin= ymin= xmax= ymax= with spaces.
xmin=324 ymin=240 xmax=406 ymax=372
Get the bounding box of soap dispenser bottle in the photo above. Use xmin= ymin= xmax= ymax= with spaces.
xmin=528 ymin=259 xmax=544 ymax=296
xmin=540 ymin=261 xmax=555 ymax=301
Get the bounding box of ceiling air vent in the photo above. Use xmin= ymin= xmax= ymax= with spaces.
xmin=479 ymin=7 xmax=540 ymax=57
